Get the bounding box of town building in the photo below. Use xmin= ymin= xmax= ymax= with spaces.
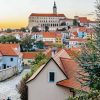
xmin=28 ymin=2 xmax=66 ymax=31
xmin=26 ymin=49 xmax=89 ymax=100
xmin=74 ymin=16 xmax=97 ymax=28
xmin=23 ymin=52 xmax=38 ymax=66
xmin=0 ymin=43 xmax=23 ymax=81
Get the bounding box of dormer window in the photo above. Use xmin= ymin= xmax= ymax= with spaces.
xmin=49 ymin=72 xmax=55 ymax=82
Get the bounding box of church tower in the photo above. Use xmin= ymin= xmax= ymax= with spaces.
xmin=53 ymin=1 xmax=57 ymax=14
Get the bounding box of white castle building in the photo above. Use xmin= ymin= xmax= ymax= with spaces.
xmin=28 ymin=2 xmax=66 ymax=31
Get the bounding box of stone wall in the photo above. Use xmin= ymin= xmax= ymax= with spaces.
xmin=0 ymin=67 xmax=18 ymax=81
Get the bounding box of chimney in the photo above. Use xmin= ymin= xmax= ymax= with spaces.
xmin=52 ymin=47 xmax=57 ymax=57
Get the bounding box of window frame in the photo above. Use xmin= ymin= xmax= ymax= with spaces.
xmin=48 ymin=71 xmax=56 ymax=83
xmin=10 ymin=58 xmax=13 ymax=62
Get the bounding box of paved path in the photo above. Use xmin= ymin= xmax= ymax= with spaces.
xmin=0 ymin=69 xmax=30 ymax=100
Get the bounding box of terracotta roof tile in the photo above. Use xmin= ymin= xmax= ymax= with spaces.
xmin=73 ymin=32 xmax=78 ymax=36
xmin=57 ymin=79 xmax=89 ymax=92
xmin=30 ymin=13 xmax=65 ymax=17
xmin=0 ymin=44 xmax=20 ymax=56
xmin=43 ymin=32 xmax=56 ymax=38
xmin=23 ymin=52 xmax=38 ymax=59
xmin=79 ymin=27 xmax=87 ymax=32
xmin=69 ymin=38 xmax=87 ymax=42
xmin=79 ymin=17 xmax=88 ymax=23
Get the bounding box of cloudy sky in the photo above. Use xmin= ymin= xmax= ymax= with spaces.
xmin=0 ymin=0 xmax=96 ymax=29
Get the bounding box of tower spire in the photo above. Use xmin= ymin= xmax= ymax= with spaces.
xmin=53 ymin=1 xmax=57 ymax=14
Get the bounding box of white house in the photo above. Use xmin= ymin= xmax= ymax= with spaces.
xmin=67 ymin=38 xmax=87 ymax=48
xmin=26 ymin=49 xmax=89 ymax=100
xmin=0 ymin=44 xmax=23 ymax=72
xmin=42 ymin=32 xmax=56 ymax=43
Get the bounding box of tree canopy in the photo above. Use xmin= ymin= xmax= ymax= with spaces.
xmin=20 ymin=35 xmax=35 ymax=52
xmin=0 ymin=35 xmax=19 ymax=43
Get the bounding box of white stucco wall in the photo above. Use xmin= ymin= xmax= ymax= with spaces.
xmin=28 ymin=16 xmax=65 ymax=31
xmin=43 ymin=38 xmax=56 ymax=43
xmin=2 ymin=56 xmax=18 ymax=67
xmin=27 ymin=59 xmax=73 ymax=100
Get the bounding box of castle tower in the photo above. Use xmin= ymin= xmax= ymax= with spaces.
xmin=53 ymin=1 xmax=57 ymax=14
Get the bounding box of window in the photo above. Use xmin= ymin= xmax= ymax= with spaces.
xmin=3 ymin=64 xmax=6 ymax=69
xmin=49 ymin=72 xmax=55 ymax=82
xmin=10 ymin=58 xmax=13 ymax=61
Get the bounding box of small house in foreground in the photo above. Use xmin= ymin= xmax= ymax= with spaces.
xmin=26 ymin=49 xmax=89 ymax=100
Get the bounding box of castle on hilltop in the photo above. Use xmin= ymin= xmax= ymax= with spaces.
xmin=28 ymin=1 xmax=66 ymax=32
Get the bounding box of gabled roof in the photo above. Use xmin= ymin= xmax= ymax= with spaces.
xmin=26 ymin=58 xmax=67 ymax=83
xmin=60 ymin=58 xmax=82 ymax=79
xmin=26 ymin=49 xmax=89 ymax=92
xmin=30 ymin=13 xmax=65 ymax=17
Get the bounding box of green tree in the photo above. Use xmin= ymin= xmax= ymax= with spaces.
xmin=20 ymin=27 xmax=26 ymax=32
xmin=18 ymin=74 xmax=30 ymax=100
xmin=6 ymin=28 xmax=12 ymax=33
xmin=0 ymin=35 xmax=19 ymax=43
xmin=76 ymin=0 xmax=100 ymax=90
xmin=68 ymin=1 xmax=100 ymax=99
xmin=60 ymin=22 xmax=66 ymax=26
xmin=31 ymin=26 xmax=40 ymax=32
xmin=35 ymin=41 xmax=44 ymax=49
xmin=73 ymin=19 xmax=79 ymax=26
xmin=31 ymin=52 xmax=46 ymax=65
xmin=18 ymin=52 xmax=49 ymax=100
xmin=20 ymin=35 xmax=35 ymax=51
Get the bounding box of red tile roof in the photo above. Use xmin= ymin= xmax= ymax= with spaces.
xmin=23 ymin=52 xmax=38 ymax=59
xmin=60 ymin=58 xmax=80 ymax=79
xmin=30 ymin=13 xmax=65 ymax=17
xmin=43 ymin=48 xmax=52 ymax=58
xmin=44 ymin=41 xmax=54 ymax=46
xmin=73 ymin=32 xmax=78 ymax=36
xmin=57 ymin=79 xmax=89 ymax=92
xmin=57 ymin=57 xmax=89 ymax=91
xmin=43 ymin=32 xmax=56 ymax=38
xmin=79 ymin=17 xmax=88 ymax=23
xmin=69 ymin=38 xmax=87 ymax=42
xmin=0 ymin=44 xmax=20 ymax=56
xmin=27 ymin=49 xmax=89 ymax=92
xmin=43 ymin=32 xmax=62 ymax=38
xmin=79 ymin=27 xmax=87 ymax=32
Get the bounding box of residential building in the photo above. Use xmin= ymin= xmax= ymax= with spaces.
xmin=60 ymin=18 xmax=73 ymax=27
xmin=67 ymin=38 xmax=87 ymax=48
xmin=55 ymin=33 xmax=63 ymax=44
xmin=23 ymin=52 xmax=38 ymax=65
xmin=31 ymin=32 xmax=43 ymax=41
xmin=26 ymin=49 xmax=89 ymax=100
xmin=0 ymin=44 xmax=23 ymax=72
xmin=74 ymin=16 xmax=97 ymax=28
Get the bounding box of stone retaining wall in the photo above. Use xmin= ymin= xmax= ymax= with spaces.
xmin=0 ymin=67 xmax=18 ymax=81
